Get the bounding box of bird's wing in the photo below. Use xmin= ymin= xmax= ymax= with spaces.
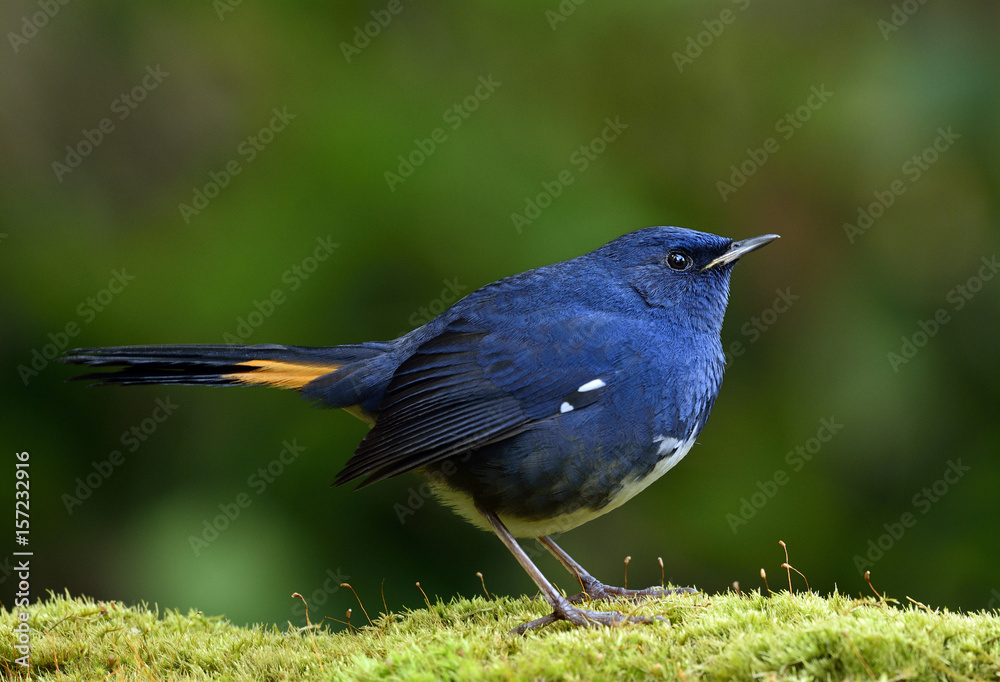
xmin=333 ymin=315 xmax=622 ymax=487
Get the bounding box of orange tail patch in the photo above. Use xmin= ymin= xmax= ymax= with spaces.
xmin=223 ymin=359 xmax=341 ymax=389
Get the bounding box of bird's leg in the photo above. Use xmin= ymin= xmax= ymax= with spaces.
xmin=537 ymin=535 xmax=697 ymax=604
xmin=477 ymin=505 xmax=667 ymax=635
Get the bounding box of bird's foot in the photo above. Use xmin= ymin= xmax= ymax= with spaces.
xmin=511 ymin=594 xmax=667 ymax=635
xmin=566 ymin=578 xmax=698 ymax=605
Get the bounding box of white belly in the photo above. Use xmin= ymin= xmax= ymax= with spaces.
xmin=427 ymin=432 xmax=699 ymax=538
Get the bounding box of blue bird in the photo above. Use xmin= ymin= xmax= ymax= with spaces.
xmin=63 ymin=226 xmax=777 ymax=633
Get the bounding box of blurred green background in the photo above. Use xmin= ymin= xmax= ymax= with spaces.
xmin=1 ymin=1 xmax=998 ymax=628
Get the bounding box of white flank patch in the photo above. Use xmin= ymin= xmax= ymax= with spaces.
xmin=652 ymin=434 xmax=680 ymax=453
xmin=605 ymin=430 xmax=700 ymax=512
xmin=577 ymin=378 xmax=606 ymax=392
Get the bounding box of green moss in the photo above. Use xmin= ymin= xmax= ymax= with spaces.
xmin=2 ymin=589 xmax=998 ymax=680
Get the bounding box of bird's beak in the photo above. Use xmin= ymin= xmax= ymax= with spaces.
xmin=702 ymin=234 xmax=780 ymax=271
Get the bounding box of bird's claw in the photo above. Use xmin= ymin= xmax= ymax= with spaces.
xmin=511 ymin=601 xmax=669 ymax=635
xmin=510 ymin=584 xmax=692 ymax=635
xmin=566 ymin=583 xmax=698 ymax=604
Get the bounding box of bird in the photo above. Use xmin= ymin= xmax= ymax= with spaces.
xmin=62 ymin=226 xmax=778 ymax=634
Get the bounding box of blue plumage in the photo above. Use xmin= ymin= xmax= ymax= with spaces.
xmin=63 ymin=225 xmax=777 ymax=633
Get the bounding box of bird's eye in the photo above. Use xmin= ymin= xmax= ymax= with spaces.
xmin=665 ymin=251 xmax=693 ymax=271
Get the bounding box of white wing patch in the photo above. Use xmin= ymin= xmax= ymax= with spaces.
xmin=577 ymin=378 xmax=606 ymax=392
xmin=557 ymin=378 xmax=606 ymax=416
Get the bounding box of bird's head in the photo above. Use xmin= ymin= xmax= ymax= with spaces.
xmin=595 ymin=226 xmax=778 ymax=332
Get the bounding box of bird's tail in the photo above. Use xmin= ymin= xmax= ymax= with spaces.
xmin=61 ymin=343 xmax=390 ymax=394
